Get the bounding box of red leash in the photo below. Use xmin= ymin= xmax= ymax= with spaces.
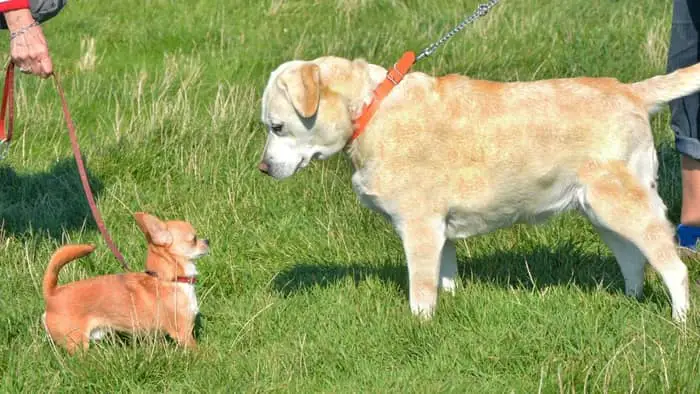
xmin=0 ymin=62 xmax=130 ymax=271
xmin=0 ymin=62 xmax=14 ymax=159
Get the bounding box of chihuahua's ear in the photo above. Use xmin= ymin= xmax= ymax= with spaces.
xmin=134 ymin=212 xmax=172 ymax=246
xmin=278 ymin=63 xmax=321 ymax=119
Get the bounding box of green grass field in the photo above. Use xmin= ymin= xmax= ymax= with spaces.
xmin=1 ymin=0 xmax=699 ymax=392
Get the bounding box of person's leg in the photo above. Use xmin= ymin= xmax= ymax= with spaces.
xmin=678 ymin=156 xmax=700 ymax=251
xmin=681 ymin=156 xmax=700 ymax=226
xmin=0 ymin=0 xmax=67 ymax=29
xmin=668 ymin=0 xmax=700 ymax=251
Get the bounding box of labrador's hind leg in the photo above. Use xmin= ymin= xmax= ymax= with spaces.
xmin=580 ymin=161 xmax=689 ymax=322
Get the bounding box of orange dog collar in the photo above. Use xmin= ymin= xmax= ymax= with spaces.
xmin=349 ymin=51 xmax=416 ymax=143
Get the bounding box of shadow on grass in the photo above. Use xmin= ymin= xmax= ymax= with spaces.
xmin=0 ymin=158 xmax=104 ymax=239
xmin=273 ymin=240 xmax=626 ymax=295
xmin=274 ymin=239 xmax=672 ymax=311
xmin=274 ymin=258 xmax=409 ymax=296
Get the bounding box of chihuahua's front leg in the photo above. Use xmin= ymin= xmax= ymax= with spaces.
xmin=396 ymin=215 xmax=446 ymax=319
xmin=167 ymin=319 xmax=197 ymax=349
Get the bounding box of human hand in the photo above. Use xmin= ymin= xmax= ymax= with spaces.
xmin=4 ymin=8 xmax=53 ymax=78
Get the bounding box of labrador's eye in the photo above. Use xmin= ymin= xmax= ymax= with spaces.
xmin=270 ymin=124 xmax=284 ymax=135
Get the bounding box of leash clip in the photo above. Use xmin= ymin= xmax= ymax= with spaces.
xmin=0 ymin=140 xmax=9 ymax=160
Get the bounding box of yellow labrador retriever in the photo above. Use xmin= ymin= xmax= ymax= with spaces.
xmin=258 ymin=56 xmax=695 ymax=321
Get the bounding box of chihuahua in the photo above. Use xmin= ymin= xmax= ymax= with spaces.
xmin=42 ymin=212 xmax=209 ymax=354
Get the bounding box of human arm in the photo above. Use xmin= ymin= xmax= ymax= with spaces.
xmin=1 ymin=2 xmax=52 ymax=77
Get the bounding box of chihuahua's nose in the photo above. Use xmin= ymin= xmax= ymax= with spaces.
xmin=203 ymin=239 xmax=210 ymax=247
xmin=258 ymin=161 xmax=270 ymax=175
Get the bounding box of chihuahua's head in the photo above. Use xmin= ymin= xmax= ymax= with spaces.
xmin=134 ymin=212 xmax=210 ymax=263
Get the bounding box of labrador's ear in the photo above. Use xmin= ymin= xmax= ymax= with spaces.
xmin=279 ymin=63 xmax=321 ymax=118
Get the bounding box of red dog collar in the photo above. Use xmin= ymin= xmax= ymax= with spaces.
xmin=145 ymin=270 xmax=197 ymax=284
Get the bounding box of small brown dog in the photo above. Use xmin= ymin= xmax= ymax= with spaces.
xmin=42 ymin=212 xmax=209 ymax=354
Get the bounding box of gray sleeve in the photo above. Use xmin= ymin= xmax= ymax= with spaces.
xmin=0 ymin=0 xmax=67 ymax=29
xmin=29 ymin=0 xmax=67 ymax=24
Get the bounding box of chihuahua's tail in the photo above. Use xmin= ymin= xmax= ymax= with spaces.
xmin=43 ymin=244 xmax=96 ymax=299
xmin=630 ymin=62 xmax=700 ymax=114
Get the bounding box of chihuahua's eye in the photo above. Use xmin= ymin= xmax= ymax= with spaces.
xmin=192 ymin=236 xmax=197 ymax=244
xmin=270 ymin=123 xmax=284 ymax=135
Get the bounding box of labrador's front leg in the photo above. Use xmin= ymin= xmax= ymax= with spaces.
xmin=397 ymin=216 xmax=446 ymax=319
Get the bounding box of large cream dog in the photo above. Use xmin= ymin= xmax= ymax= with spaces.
xmin=258 ymin=56 xmax=696 ymax=321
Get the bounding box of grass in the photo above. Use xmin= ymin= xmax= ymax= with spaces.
xmin=1 ymin=0 xmax=699 ymax=392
